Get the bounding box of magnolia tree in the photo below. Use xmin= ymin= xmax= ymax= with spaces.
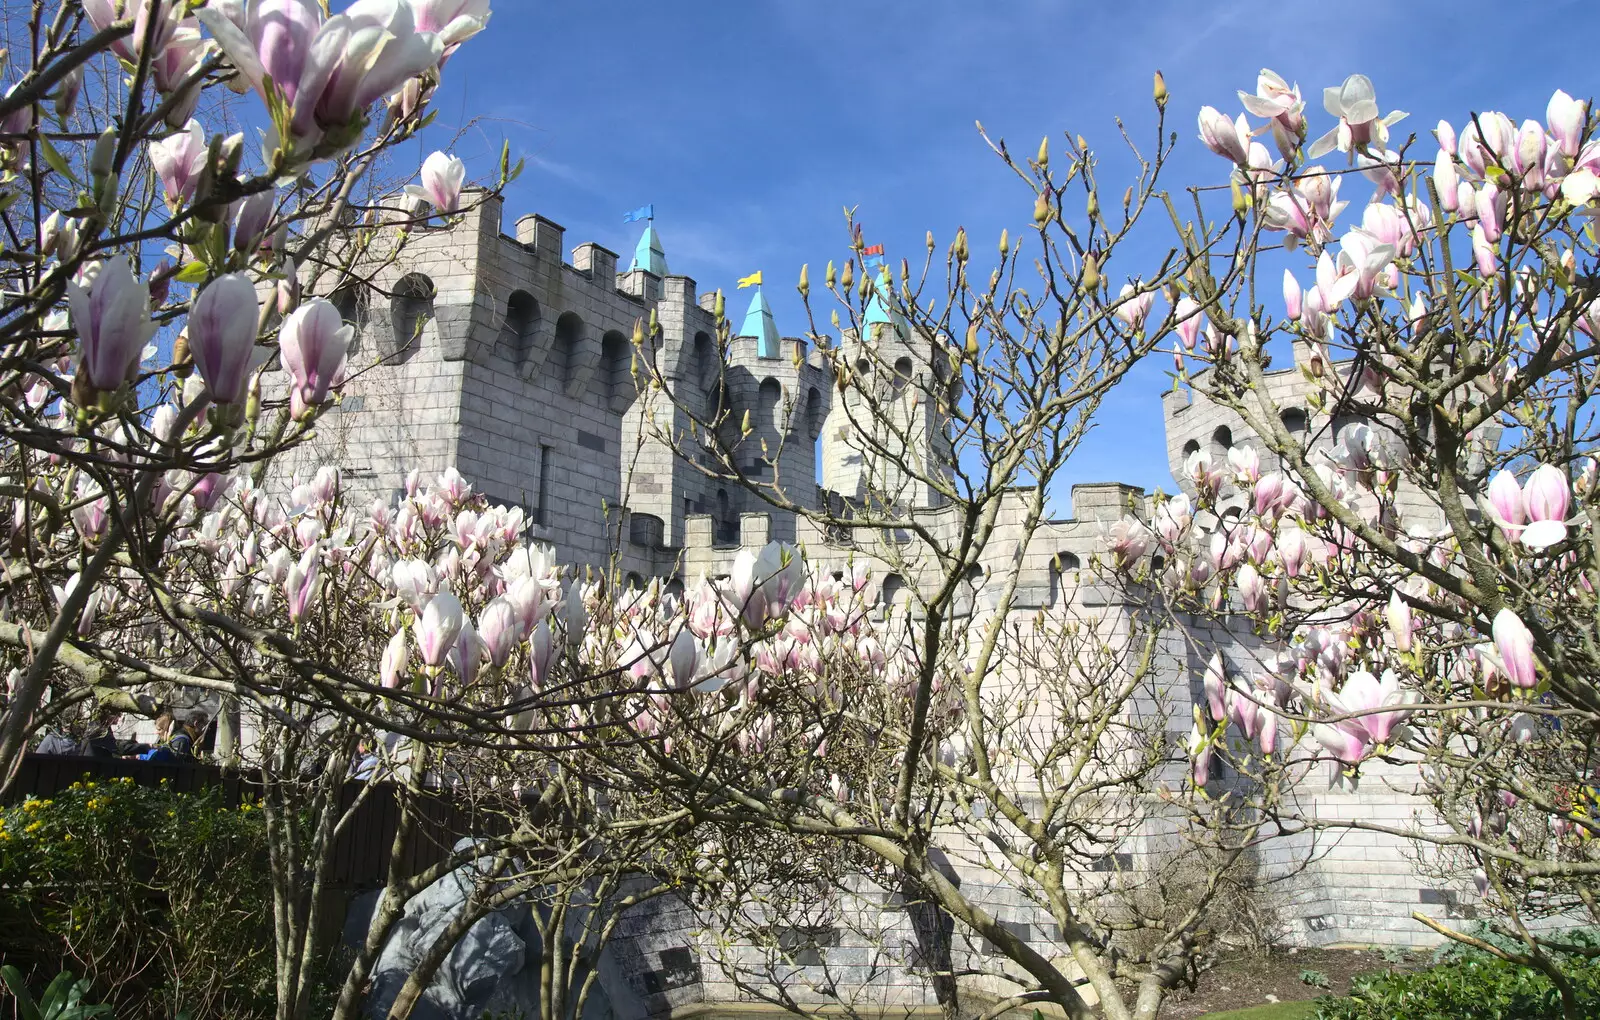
xmin=527 ymin=87 xmax=1321 ymax=1020
xmin=1093 ymin=68 xmax=1600 ymax=1017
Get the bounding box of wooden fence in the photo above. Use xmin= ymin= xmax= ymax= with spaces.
xmin=8 ymin=753 xmax=503 ymax=888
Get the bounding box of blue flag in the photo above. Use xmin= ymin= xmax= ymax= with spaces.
xmin=623 ymin=204 xmax=654 ymax=223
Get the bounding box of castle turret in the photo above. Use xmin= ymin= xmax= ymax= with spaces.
xmin=629 ymin=222 xmax=668 ymax=277
xmin=820 ymin=248 xmax=953 ymax=511
xmin=722 ymin=281 xmax=830 ymax=541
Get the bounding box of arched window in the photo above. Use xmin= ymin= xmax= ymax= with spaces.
xmin=879 ymin=573 xmax=906 ymax=613
xmin=1280 ymin=407 xmax=1309 ymax=437
xmin=552 ymin=311 xmax=584 ymax=387
xmin=805 ymin=386 xmax=825 ymax=439
xmin=498 ymin=290 xmax=539 ymax=365
xmin=331 ymin=285 xmax=364 ymax=353
xmin=664 ymin=577 xmax=685 ymax=601
xmin=1210 ymin=425 xmax=1234 ymax=456
xmin=1050 ymin=552 xmax=1080 ymax=605
xmin=624 ymin=572 xmax=645 ymax=591
xmin=693 ymin=330 xmax=717 ymax=391
xmin=759 ymin=377 xmax=783 ymax=433
xmin=892 ymin=356 xmax=913 ymax=396
xmin=1182 ymin=438 xmax=1201 ymax=460
xmin=603 ymin=330 xmax=633 ymax=410
xmin=388 ymin=273 xmax=435 ymax=363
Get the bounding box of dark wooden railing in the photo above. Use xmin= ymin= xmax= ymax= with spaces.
xmin=8 ymin=753 xmax=501 ymax=889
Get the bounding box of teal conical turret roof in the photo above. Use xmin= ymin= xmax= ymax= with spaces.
xmin=736 ymin=287 xmax=780 ymax=358
xmin=629 ymin=223 xmax=668 ymax=276
xmin=863 ymin=255 xmax=906 ymax=336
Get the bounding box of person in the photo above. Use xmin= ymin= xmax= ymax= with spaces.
xmin=81 ymin=706 xmax=149 ymax=758
xmin=166 ymin=711 xmax=207 ymax=759
xmin=139 ymin=708 xmax=202 ymax=762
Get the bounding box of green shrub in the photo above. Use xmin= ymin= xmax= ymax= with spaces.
xmin=0 ymin=776 xmax=277 ymax=1019
xmin=1311 ymin=950 xmax=1600 ymax=1020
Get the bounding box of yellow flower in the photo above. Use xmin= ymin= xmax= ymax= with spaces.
xmin=25 ymin=821 xmax=41 ymax=833
xmin=62 ymin=833 xmax=73 ymax=842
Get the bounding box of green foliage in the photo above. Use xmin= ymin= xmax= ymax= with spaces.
xmin=0 ymin=777 xmax=277 ymax=1019
xmin=1299 ymin=968 xmax=1331 ymax=989
xmin=0 ymin=967 xmax=112 ymax=1020
xmin=1198 ymin=1004 xmax=1315 ymax=1020
xmin=1311 ymin=950 xmax=1600 ymax=1020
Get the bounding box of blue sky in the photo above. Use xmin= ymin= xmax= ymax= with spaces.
xmin=418 ymin=0 xmax=1596 ymax=508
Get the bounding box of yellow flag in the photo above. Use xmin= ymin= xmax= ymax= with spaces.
xmin=737 ymin=271 xmax=762 ymax=289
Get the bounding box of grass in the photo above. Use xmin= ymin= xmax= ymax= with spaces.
xmin=1198 ymin=1002 xmax=1316 ymax=1020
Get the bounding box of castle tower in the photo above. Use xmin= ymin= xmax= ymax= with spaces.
xmin=721 ymin=282 xmax=830 ymax=543
xmin=820 ymin=248 xmax=953 ymax=511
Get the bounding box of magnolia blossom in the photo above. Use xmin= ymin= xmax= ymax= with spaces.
xmin=188 ymin=273 xmax=262 ymax=404
xmin=1521 ymin=464 xmax=1571 ymax=550
xmin=380 ymin=629 xmax=408 ymax=689
xmin=198 ymin=0 xmax=445 ymax=151
xmin=1308 ymin=74 xmax=1407 ymax=159
xmin=1197 ymin=106 xmax=1250 ymax=164
xmin=1113 ymin=283 xmax=1154 ymax=331
xmin=1174 ymin=297 xmax=1203 ymax=350
xmin=67 ymin=255 xmax=155 ymax=397
xmin=1492 ymin=608 xmax=1537 ymax=689
xmin=1237 ymin=68 xmax=1305 ymax=159
xmin=411 ymin=0 xmax=492 ymax=53
xmin=406 ymin=151 xmax=467 ymax=214
xmin=416 ymin=591 xmax=465 ymax=667
xmin=279 ymin=298 xmax=350 ymax=418
xmin=149 ymin=120 xmax=208 ymax=208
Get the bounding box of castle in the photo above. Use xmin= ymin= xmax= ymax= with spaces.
xmin=284 ymin=194 xmax=1467 ymax=1017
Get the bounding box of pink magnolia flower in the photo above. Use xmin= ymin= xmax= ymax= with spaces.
xmin=411 ymin=0 xmax=492 ymax=54
xmin=83 ymin=0 xmax=187 ymax=63
xmin=1113 ymin=283 xmax=1154 ymax=331
xmin=1203 ymin=653 xmax=1227 ymax=722
xmin=1436 ymin=120 xmax=1457 ymax=155
xmin=1105 ymin=517 xmax=1154 ymax=569
xmin=1485 ymin=469 xmax=1526 ymax=539
xmin=1282 ymin=270 xmax=1302 ymax=321
xmin=449 ymin=617 xmax=482 ymax=686
xmin=1197 ymin=106 xmax=1250 ymax=164
xmin=1547 ymin=90 xmax=1587 ymax=159
xmin=1522 ymin=464 xmax=1570 ymax=550
xmin=188 ymin=273 xmax=261 ymax=404
xmin=1307 ymin=74 xmax=1407 ymax=159
xmin=67 ymin=255 xmax=155 ymax=396
xmin=1334 ymin=669 xmax=1411 ymax=745
xmin=1458 ymin=112 xmax=1517 ymax=178
xmin=405 ymin=151 xmax=466 ymax=214
xmin=285 ymin=547 xmax=321 ymax=624
xmin=1188 ymin=717 xmax=1213 ymax=788
xmin=1311 ymin=720 xmax=1369 ymax=766
xmin=1174 ymin=297 xmax=1204 ymax=350
xmin=1236 ymin=563 xmax=1267 ymax=614
xmin=1237 ymin=68 xmax=1306 ymax=159
xmin=415 ymin=590 xmax=465 ymax=667
xmin=198 ymin=0 xmax=444 ymax=150
xmin=1333 ymin=228 xmax=1395 ymax=302
xmin=1435 ymin=150 xmax=1459 ymax=212
xmin=527 ymin=619 xmax=555 ymax=689
xmin=477 ymin=597 xmax=518 ymax=669
xmin=1387 ymin=591 xmax=1413 ymax=652
xmin=1491 ymin=608 xmax=1537 ymax=689
xmin=149 ymin=120 xmax=208 ymax=209
xmin=380 ymin=629 xmax=408 ymax=688
xmin=279 ymin=298 xmax=350 ymax=418
xmin=1226 ymin=681 xmax=1260 ymax=740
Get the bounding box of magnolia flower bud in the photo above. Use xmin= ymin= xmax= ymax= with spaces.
xmin=416 ymin=591 xmax=465 ymax=668
xmin=1492 ymin=608 xmax=1536 ymax=689
xmin=189 ymin=273 xmax=261 ymax=405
